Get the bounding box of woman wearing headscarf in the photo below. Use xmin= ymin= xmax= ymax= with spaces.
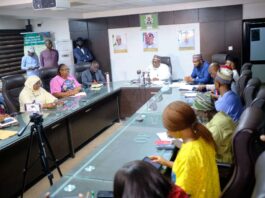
xmin=19 ymin=76 xmax=57 ymax=112
xmin=150 ymin=101 xmax=220 ymax=198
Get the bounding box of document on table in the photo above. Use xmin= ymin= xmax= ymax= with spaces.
xmin=0 ymin=130 xmax=17 ymax=140
xmin=70 ymin=92 xmax=87 ymax=97
xmin=156 ymin=132 xmax=175 ymax=142
xmin=184 ymin=92 xmax=197 ymax=98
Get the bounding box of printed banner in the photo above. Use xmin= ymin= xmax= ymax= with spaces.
xmin=140 ymin=14 xmax=158 ymax=30
xmin=177 ymin=29 xmax=195 ymax=50
xmin=22 ymin=32 xmax=51 ymax=55
xmin=143 ymin=31 xmax=158 ymax=52
xmin=112 ymin=33 xmax=128 ymax=53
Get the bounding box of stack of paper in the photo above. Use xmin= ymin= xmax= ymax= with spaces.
xmin=156 ymin=132 xmax=175 ymax=142
xmin=0 ymin=130 xmax=17 ymax=140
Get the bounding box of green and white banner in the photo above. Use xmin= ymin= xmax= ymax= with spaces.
xmin=22 ymin=32 xmax=51 ymax=56
xmin=140 ymin=14 xmax=159 ymax=30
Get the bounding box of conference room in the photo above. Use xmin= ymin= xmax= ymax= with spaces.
xmin=0 ymin=0 xmax=264 ymax=197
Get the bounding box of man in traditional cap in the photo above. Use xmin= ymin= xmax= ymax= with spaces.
xmin=73 ymin=37 xmax=93 ymax=64
xmin=192 ymin=92 xmax=236 ymax=164
xmin=147 ymin=55 xmax=171 ymax=81
xmin=184 ymin=54 xmax=211 ymax=84
xmin=21 ymin=46 xmax=40 ymax=76
xmin=214 ymin=70 xmax=243 ymax=122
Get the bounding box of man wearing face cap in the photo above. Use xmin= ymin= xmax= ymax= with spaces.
xmin=73 ymin=37 xmax=93 ymax=64
xmin=184 ymin=54 xmax=212 ymax=84
xmin=21 ymin=46 xmax=40 ymax=76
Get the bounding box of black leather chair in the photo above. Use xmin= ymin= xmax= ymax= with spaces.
xmin=221 ymin=107 xmax=265 ymax=198
xmin=241 ymin=63 xmax=252 ymax=73
xmin=75 ymin=64 xmax=90 ymax=83
xmin=212 ymin=53 xmax=228 ymax=65
xmin=39 ymin=67 xmax=58 ymax=92
xmin=243 ymin=78 xmax=261 ymax=107
xmin=251 ymin=88 xmax=265 ymax=112
xmin=2 ymin=74 xmax=26 ymax=114
xmin=236 ymin=70 xmax=252 ymax=102
xmin=252 ymin=151 xmax=265 ymax=198
xmin=159 ymin=56 xmax=172 ymax=74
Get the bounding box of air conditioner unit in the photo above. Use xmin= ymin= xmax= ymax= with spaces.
xmin=32 ymin=0 xmax=70 ymax=10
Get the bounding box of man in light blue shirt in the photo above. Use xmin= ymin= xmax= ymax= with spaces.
xmin=21 ymin=46 xmax=39 ymax=76
xmin=214 ymin=70 xmax=243 ymax=122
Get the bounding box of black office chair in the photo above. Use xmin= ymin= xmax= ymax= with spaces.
xmin=251 ymin=88 xmax=265 ymax=112
xmin=240 ymin=63 xmax=252 ymax=73
xmin=39 ymin=67 xmax=58 ymax=92
xmin=243 ymin=78 xmax=261 ymax=107
xmin=75 ymin=64 xmax=90 ymax=83
xmin=221 ymin=107 xmax=265 ymax=198
xmin=252 ymin=151 xmax=265 ymax=198
xmin=2 ymin=74 xmax=26 ymax=114
xmin=159 ymin=56 xmax=172 ymax=74
xmin=236 ymin=70 xmax=252 ymax=102
xmin=212 ymin=53 xmax=228 ymax=65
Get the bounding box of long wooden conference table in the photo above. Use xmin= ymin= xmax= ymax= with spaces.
xmin=0 ymin=81 xmax=189 ymax=198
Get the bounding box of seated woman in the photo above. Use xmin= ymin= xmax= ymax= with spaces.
xmin=150 ymin=101 xmax=220 ymax=198
xmin=114 ymin=160 xmax=188 ymax=198
xmin=50 ymin=64 xmax=81 ymax=98
xmin=19 ymin=76 xmax=57 ymax=112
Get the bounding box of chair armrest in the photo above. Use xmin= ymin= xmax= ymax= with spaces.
xmin=217 ymin=162 xmax=233 ymax=168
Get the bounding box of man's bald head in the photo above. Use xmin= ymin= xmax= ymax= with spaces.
xmin=208 ymin=62 xmax=220 ymax=78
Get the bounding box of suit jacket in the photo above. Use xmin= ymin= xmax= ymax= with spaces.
xmin=81 ymin=69 xmax=106 ymax=87
xmin=73 ymin=47 xmax=93 ymax=64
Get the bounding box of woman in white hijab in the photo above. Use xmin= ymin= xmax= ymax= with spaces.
xmin=19 ymin=76 xmax=57 ymax=112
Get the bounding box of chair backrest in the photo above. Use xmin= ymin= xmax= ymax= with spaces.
xmin=221 ymin=107 xmax=265 ymax=198
xmin=38 ymin=67 xmax=58 ymax=92
xmin=252 ymin=151 xmax=265 ymax=198
xmin=243 ymin=78 xmax=261 ymax=107
xmin=2 ymin=74 xmax=26 ymax=113
xmin=75 ymin=64 xmax=90 ymax=83
xmin=236 ymin=70 xmax=252 ymax=100
xmin=212 ymin=53 xmax=228 ymax=65
xmin=159 ymin=56 xmax=172 ymax=74
xmin=251 ymin=88 xmax=265 ymax=112
xmin=241 ymin=63 xmax=252 ymax=73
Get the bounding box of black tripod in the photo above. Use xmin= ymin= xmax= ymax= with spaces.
xmin=18 ymin=113 xmax=63 ymax=198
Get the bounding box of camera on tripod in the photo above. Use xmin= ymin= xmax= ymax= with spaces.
xmin=29 ymin=113 xmax=43 ymax=124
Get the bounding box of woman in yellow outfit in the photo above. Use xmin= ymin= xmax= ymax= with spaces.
xmin=150 ymin=101 xmax=220 ymax=198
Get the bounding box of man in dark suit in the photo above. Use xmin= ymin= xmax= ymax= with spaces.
xmin=81 ymin=60 xmax=106 ymax=87
xmin=73 ymin=37 xmax=93 ymax=64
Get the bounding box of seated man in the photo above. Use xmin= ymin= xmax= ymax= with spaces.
xmin=197 ymin=62 xmax=220 ymax=91
xmin=192 ymin=92 xmax=236 ymax=164
xmin=147 ymin=55 xmax=171 ymax=81
xmin=81 ymin=60 xmax=106 ymax=87
xmin=214 ymin=70 xmax=243 ymax=122
xmin=73 ymin=37 xmax=93 ymax=64
xmin=184 ymin=54 xmax=211 ymax=84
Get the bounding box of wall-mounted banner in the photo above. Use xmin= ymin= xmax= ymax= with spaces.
xmin=143 ymin=31 xmax=158 ymax=52
xmin=140 ymin=14 xmax=158 ymax=30
xmin=22 ymin=32 xmax=51 ymax=55
xmin=112 ymin=33 xmax=128 ymax=53
xmin=177 ymin=29 xmax=195 ymax=50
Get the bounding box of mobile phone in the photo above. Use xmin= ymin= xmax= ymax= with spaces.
xmin=97 ymin=190 xmax=113 ymax=198
xmin=142 ymin=157 xmax=162 ymax=169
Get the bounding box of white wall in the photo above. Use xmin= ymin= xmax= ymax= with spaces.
xmin=243 ymin=1 xmax=265 ymax=19
xmin=32 ymin=19 xmax=74 ymax=72
xmin=0 ymin=16 xmax=25 ymax=29
xmin=109 ymin=24 xmax=200 ymax=82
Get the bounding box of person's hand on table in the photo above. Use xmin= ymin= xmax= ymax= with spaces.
xmin=149 ymin=155 xmax=173 ymax=168
xmin=152 ymin=77 xmax=159 ymax=81
xmin=42 ymin=102 xmax=56 ymax=109
xmin=197 ymin=85 xmax=206 ymax=91
xmin=184 ymin=76 xmax=193 ymax=83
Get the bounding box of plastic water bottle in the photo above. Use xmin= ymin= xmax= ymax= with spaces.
xmin=105 ymin=72 xmax=110 ymax=84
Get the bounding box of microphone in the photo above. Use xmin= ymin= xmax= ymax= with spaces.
xmin=17 ymin=122 xmax=30 ymax=137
